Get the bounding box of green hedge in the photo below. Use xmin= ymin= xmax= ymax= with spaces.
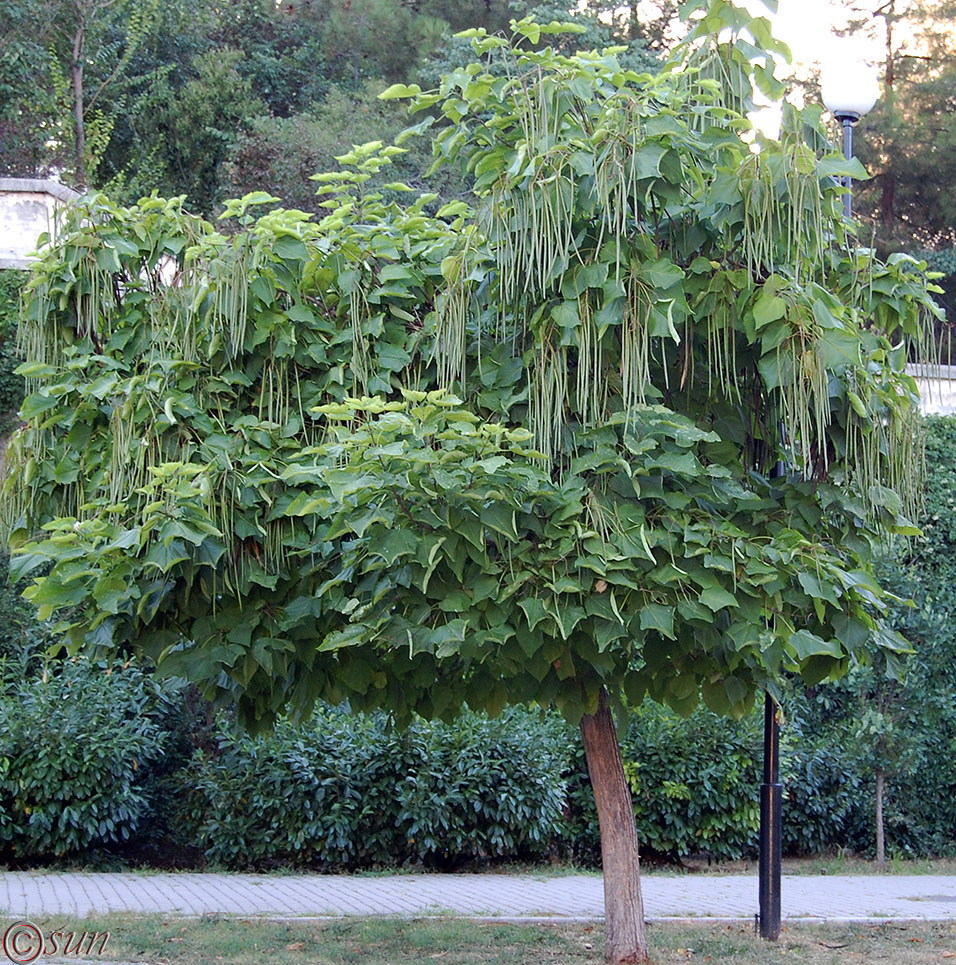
xmin=625 ymin=705 xmax=761 ymax=860
xmin=170 ymin=706 xmax=569 ymax=870
xmin=563 ymin=702 xmax=762 ymax=863
xmin=0 ymin=667 xmax=953 ymax=867
xmin=0 ymin=656 xmax=164 ymax=859
xmin=0 ymin=553 xmax=40 ymax=661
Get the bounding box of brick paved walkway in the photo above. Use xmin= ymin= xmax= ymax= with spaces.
xmin=2 ymin=871 xmax=956 ymax=922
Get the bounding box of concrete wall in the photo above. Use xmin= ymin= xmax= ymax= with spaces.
xmin=0 ymin=178 xmax=79 ymax=269
xmin=907 ymin=364 xmax=956 ymax=416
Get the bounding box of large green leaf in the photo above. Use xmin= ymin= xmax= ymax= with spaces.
xmin=787 ymin=630 xmax=843 ymax=661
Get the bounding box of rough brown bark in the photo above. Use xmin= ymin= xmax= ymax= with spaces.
xmin=875 ymin=768 xmax=886 ymax=871
xmin=580 ymin=688 xmax=649 ymax=964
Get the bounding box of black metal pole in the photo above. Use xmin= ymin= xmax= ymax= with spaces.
xmin=759 ymin=452 xmax=785 ymax=940
xmin=842 ymin=117 xmax=854 ymax=218
xmin=758 ymin=692 xmax=782 ymax=940
xmin=835 ymin=111 xmax=860 ymax=219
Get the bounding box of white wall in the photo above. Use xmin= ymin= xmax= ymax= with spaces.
xmin=906 ymin=365 xmax=956 ymax=416
xmin=0 ymin=178 xmax=79 ymax=269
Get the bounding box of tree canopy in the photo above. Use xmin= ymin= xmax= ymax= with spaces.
xmin=3 ymin=3 xmax=940 ymax=727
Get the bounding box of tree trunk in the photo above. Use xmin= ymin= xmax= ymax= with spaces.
xmin=71 ymin=18 xmax=88 ymax=190
xmin=875 ymin=768 xmax=886 ymax=872
xmin=879 ymin=0 xmax=896 ymax=235
xmin=580 ymin=688 xmax=649 ymax=964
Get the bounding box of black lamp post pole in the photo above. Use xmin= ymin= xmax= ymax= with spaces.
xmin=760 ymin=75 xmax=870 ymax=941
xmin=835 ymin=111 xmax=861 ymax=218
xmin=758 ymin=692 xmax=782 ymax=939
xmin=758 ymin=452 xmax=785 ymax=941
xmin=759 ymin=91 xmax=865 ymax=944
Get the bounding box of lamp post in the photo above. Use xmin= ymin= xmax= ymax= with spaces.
xmin=822 ymin=59 xmax=880 ymax=217
xmin=758 ymin=453 xmax=785 ymax=942
xmin=757 ymin=60 xmax=880 ymax=943
xmin=758 ymin=689 xmax=782 ymax=940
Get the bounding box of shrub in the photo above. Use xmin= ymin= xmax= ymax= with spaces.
xmin=173 ymin=705 xmax=568 ymax=870
xmin=0 ymin=656 xmax=164 ymax=859
xmin=563 ymin=702 xmax=762 ymax=863
xmin=0 ymin=553 xmax=42 ymax=661
xmin=396 ymin=710 xmax=568 ymax=865
xmin=0 ymin=270 xmax=25 ymax=435
xmin=780 ymin=741 xmax=867 ymax=855
xmin=625 ymin=704 xmax=762 ymax=861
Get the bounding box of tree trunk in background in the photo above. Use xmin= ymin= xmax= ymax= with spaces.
xmin=71 ymin=18 xmax=88 ymax=190
xmin=879 ymin=0 xmax=896 ymax=235
xmin=875 ymin=768 xmax=887 ymax=871
xmin=580 ymin=688 xmax=648 ymax=964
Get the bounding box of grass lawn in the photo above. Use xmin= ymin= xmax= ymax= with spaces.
xmin=9 ymin=916 xmax=956 ymax=964
xmin=666 ymin=855 xmax=956 ymax=877
xmin=18 ymin=852 xmax=956 ymax=878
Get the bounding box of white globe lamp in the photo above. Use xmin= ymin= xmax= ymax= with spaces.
xmin=822 ymin=61 xmax=880 ymax=122
xmin=821 ymin=58 xmax=881 ymax=217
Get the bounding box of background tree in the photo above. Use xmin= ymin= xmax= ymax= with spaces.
xmin=845 ymin=0 xmax=956 ymax=326
xmin=54 ymin=0 xmax=162 ymax=189
xmin=577 ymin=0 xmax=683 ymax=52
xmin=0 ymin=0 xmax=668 ymax=214
xmin=0 ymin=1 xmax=66 ymax=176
xmin=2 ymin=3 xmax=940 ymax=961
xmin=223 ymin=81 xmax=471 ymax=213
xmin=152 ymin=49 xmax=266 ymax=216
xmin=783 ymin=415 xmax=956 ymax=864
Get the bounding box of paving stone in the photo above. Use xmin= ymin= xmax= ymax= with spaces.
xmin=1 ymin=871 xmax=955 ymax=923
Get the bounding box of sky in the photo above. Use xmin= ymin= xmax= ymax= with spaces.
xmin=624 ymin=0 xmax=922 ymax=135
xmin=772 ymin=0 xmax=881 ymax=73
xmin=742 ymin=0 xmax=888 ymax=136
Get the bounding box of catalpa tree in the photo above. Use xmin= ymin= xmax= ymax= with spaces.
xmin=2 ymin=1 xmax=940 ymax=961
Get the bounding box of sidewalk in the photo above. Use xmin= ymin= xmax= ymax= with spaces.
xmin=3 ymin=870 xmax=956 ymax=922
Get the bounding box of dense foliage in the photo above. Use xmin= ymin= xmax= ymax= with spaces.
xmin=223 ymin=81 xmax=472 ymax=211
xmin=4 ymin=0 xmax=955 ymax=327
xmin=3 ymin=671 xmax=954 ymax=869
xmin=0 ymin=271 xmax=26 ymax=436
xmin=779 ymin=414 xmax=956 ymax=860
xmin=0 ymin=0 xmax=661 ymax=215
xmin=3 ymin=10 xmax=940 ymax=740
xmin=0 ymin=655 xmax=163 ymax=859
xmin=565 ymin=702 xmax=761 ymax=862
xmin=172 ymin=705 xmax=568 ymax=870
